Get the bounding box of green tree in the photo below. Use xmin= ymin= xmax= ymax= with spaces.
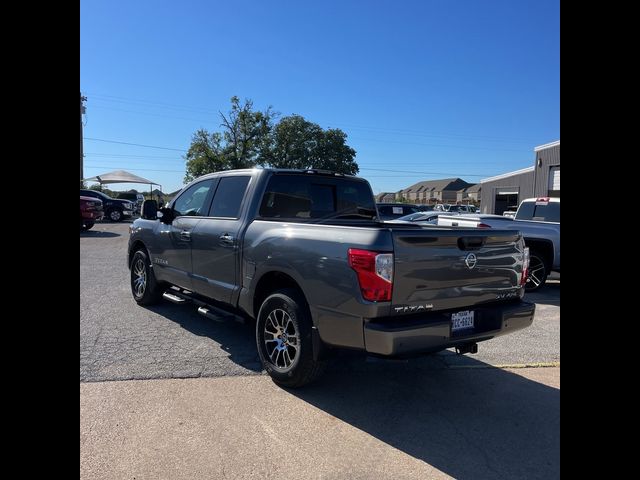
xmin=219 ymin=96 xmax=276 ymax=169
xmin=268 ymin=115 xmax=358 ymax=175
xmin=312 ymin=128 xmax=358 ymax=175
xmin=267 ymin=115 xmax=322 ymax=169
xmin=184 ymin=97 xmax=358 ymax=180
xmin=184 ymin=129 xmax=227 ymax=183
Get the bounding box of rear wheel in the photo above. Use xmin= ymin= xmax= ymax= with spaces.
xmin=256 ymin=289 xmax=326 ymax=387
xmin=130 ymin=250 xmax=163 ymax=305
xmin=525 ymin=252 xmax=548 ymax=292
xmin=83 ymin=221 xmax=94 ymax=231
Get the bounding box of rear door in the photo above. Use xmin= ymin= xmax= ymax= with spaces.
xmin=190 ymin=174 xmax=252 ymax=304
xmin=391 ymin=228 xmax=525 ymax=312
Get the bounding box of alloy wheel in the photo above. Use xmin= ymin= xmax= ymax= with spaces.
xmin=133 ymin=258 xmax=147 ymax=297
xmin=263 ymin=308 xmax=300 ymax=370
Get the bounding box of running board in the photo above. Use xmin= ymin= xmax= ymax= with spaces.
xmin=162 ymin=288 xmax=245 ymax=324
xmin=162 ymin=292 xmax=186 ymax=304
xmin=197 ymin=306 xmax=228 ymax=323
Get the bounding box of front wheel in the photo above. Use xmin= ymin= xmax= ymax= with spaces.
xmin=256 ymin=289 xmax=326 ymax=388
xmin=108 ymin=209 xmax=123 ymax=222
xmin=525 ymin=252 xmax=548 ymax=292
xmin=130 ymin=250 xmax=163 ymax=305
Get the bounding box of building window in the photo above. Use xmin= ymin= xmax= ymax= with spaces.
xmin=548 ymin=166 xmax=560 ymax=197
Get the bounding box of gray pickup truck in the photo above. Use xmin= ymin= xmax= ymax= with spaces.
xmin=128 ymin=169 xmax=535 ymax=387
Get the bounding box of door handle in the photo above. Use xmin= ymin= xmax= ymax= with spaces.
xmin=180 ymin=230 xmax=191 ymax=242
xmin=219 ymin=233 xmax=235 ymax=246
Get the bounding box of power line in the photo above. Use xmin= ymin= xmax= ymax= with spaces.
xmin=84 ymin=161 xmax=494 ymax=178
xmin=349 ymin=136 xmax=530 ymax=153
xmin=84 ymin=91 xmax=539 ymax=144
xmin=90 ymin=104 xmax=215 ymax=124
xmin=85 ymin=152 xmax=182 ymax=159
xmin=359 ymin=167 xmax=491 ymax=177
xmin=84 ymin=165 xmax=185 ymax=173
xmin=86 ymin=92 xmax=219 ymax=115
xmin=83 ymin=137 xmax=186 ymax=152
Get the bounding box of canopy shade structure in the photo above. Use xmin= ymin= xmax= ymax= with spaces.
xmin=83 ymin=170 xmax=161 ymax=193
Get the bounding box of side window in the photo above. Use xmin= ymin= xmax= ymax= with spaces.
xmin=173 ymin=180 xmax=215 ymax=217
xmin=209 ymin=176 xmax=251 ymax=218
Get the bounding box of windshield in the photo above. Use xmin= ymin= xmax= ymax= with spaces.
xmin=395 ymin=212 xmax=433 ymax=222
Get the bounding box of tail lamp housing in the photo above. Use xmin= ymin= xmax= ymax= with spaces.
xmin=348 ymin=248 xmax=393 ymax=302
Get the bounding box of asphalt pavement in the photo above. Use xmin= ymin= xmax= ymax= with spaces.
xmin=80 ymin=221 xmax=560 ymax=480
xmin=81 ymin=222 xmax=559 ymax=382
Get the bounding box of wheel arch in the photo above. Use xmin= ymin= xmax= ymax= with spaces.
xmin=252 ymin=271 xmax=309 ymax=322
xmin=128 ymin=240 xmax=148 ymax=268
xmin=523 ymin=237 xmax=554 ymax=268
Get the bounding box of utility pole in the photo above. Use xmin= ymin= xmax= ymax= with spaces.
xmin=80 ymin=93 xmax=87 ymax=187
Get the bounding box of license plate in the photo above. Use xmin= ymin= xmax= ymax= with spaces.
xmin=451 ymin=310 xmax=474 ymax=332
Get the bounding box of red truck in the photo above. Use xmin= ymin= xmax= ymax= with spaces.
xmin=80 ymin=196 xmax=104 ymax=230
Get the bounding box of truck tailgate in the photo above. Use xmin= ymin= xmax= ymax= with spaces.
xmin=391 ymin=228 xmax=525 ymax=312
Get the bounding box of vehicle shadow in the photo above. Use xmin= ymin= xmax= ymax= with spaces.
xmin=145 ymin=301 xmax=559 ymax=479
xmin=525 ymin=280 xmax=560 ymax=307
xmin=80 ymin=230 xmax=121 ymax=238
xmin=145 ymin=302 xmax=263 ymax=373
xmin=287 ymin=353 xmax=560 ymax=479
xmin=100 ymin=219 xmax=134 ymax=224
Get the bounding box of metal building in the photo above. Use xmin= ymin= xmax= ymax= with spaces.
xmin=480 ymin=140 xmax=559 ymax=214
xmin=533 ymin=140 xmax=560 ymax=198
xmin=479 ymin=167 xmax=535 ymax=215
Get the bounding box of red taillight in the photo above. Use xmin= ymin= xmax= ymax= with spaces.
xmin=348 ymin=248 xmax=393 ymax=302
xmin=520 ymin=247 xmax=530 ymax=286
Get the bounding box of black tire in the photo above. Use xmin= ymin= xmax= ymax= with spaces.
xmin=256 ymin=288 xmax=326 ymax=388
xmin=108 ymin=209 xmax=123 ymax=222
xmin=130 ymin=249 xmax=163 ymax=305
xmin=84 ymin=221 xmax=94 ymax=231
xmin=525 ymin=252 xmax=548 ymax=292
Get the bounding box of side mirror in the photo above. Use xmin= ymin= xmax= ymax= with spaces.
xmin=158 ymin=207 xmax=174 ymax=224
xmin=141 ymin=200 xmax=158 ymax=219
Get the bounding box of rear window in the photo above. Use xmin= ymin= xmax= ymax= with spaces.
xmin=259 ymin=174 xmax=376 ymax=221
xmin=516 ymin=201 xmax=560 ymax=222
xmin=209 ymin=176 xmax=251 ymax=218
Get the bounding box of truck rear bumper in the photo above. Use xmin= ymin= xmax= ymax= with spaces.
xmin=363 ymin=301 xmax=535 ymax=356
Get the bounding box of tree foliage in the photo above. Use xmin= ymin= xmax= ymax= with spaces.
xmin=219 ymin=96 xmax=275 ymax=169
xmin=183 ymin=130 xmax=226 ymax=183
xmin=184 ymin=97 xmax=358 ymax=182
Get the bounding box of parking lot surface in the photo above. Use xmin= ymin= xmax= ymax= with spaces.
xmin=81 ymin=221 xmax=559 ymax=480
xmin=81 ymin=222 xmax=559 ymax=383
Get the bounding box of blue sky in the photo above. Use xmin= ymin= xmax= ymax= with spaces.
xmin=80 ymin=0 xmax=559 ymax=195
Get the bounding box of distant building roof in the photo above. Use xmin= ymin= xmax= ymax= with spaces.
xmin=375 ymin=192 xmax=393 ymax=201
xmin=400 ymin=178 xmax=472 ymax=194
xmin=458 ymin=183 xmax=481 ymax=193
